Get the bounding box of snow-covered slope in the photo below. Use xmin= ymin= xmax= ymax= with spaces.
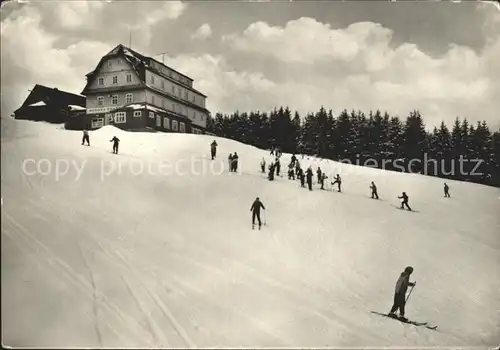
xmin=2 ymin=120 xmax=499 ymax=348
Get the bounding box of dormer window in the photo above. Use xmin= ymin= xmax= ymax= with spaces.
xmin=112 ymin=76 xmax=118 ymax=84
xmin=98 ymin=77 xmax=104 ymax=85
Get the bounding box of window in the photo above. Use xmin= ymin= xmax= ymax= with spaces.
xmin=112 ymin=76 xmax=118 ymax=84
xmin=161 ymin=99 xmax=165 ymax=108
xmin=192 ymin=111 xmax=196 ymax=119
xmin=177 ymin=87 xmax=181 ymax=97
xmin=126 ymin=74 xmax=132 ymax=83
xmin=97 ymin=96 xmax=104 ymax=106
xmin=133 ymin=111 xmax=142 ymax=117
xmin=192 ymin=95 xmax=195 ymax=103
xmin=172 ymin=120 xmax=178 ymax=131
xmin=98 ymin=77 xmax=104 ymax=86
xmin=184 ymin=91 xmax=188 ymax=100
xmin=105 ymin=113 xmax=113 ymax=123
xmin=111 ymin=95 xmax=118 ymax=105
xmin=150 ymin=75 xmax=155 ymax=84
xmin=149 ymin=111 xmax=154 ymax=119
xmin=156 ymin=115 xmax=161 ymax=127
xmin=125 ymin=93 xmax=133 ymax=104
xmin=163 ymin=117 xmax=170 ymax=129
xmin=91 ymin=118 xmax=104 ymax=128
xmin=169 ymin=71 xmax=172 ymax=77
xmin=108 ymin=61 xmax=112 ymax=68
xmin=151 ymin=95 xmax=155 ymax=105
xmin=172 ymin=103 xmax=175 ymax=112
xmin=184 ymin=106 xmax=188 ymax=115
xmin=179 ymin=122 xmax=185 ymax=133
xmin=114 ymin=112 xmax=126 ymax=123
xmin=171 ymin=85 xmax=175 ymax=93
xmin=117 ymin=59 xmax=122 ymax=65
xmin=161 ymin=80 xmax=165 ymax=90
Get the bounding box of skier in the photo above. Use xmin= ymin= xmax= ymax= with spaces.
xmin=295 ymin=160 xmax=301 ymax=175
xmin=260 ymin=158 xmax=266 ymax=173
xmin=291 ymin=154 xmax=297 ymax=167
xmin=331 ymin=174 xmax=342 ymax=192
xmin=306 ymin=167 xmax=313 ymax=191
xmin=270 ymin=147 xmax=275 ymax=156
xmin=231 ymin=152 xmax=239 ymax=172
xmin=298 ymin=168 xmax=305 ymax=188
xmin=250 ymin=197 xmax=266 ymax=229
xmin=275 ymin=157 xmax=281 ymax=177
xmin=444 ymin=183 xmax=450 ymax=198
xmin=210 ymin=140 xmax=218 ymax=160
xmin=110 ymin=136 xmax=120 ymax=154
xmin=288 ymin=163 xmax=295 ymax=180
xmin=320 ymin=173 xmax=328 ymax=190
xmin=316 ymin=167 xmax=322 ymax=184
xmin=228 ymin=153 xmax=234 ymax=172
xmin=268 ymin=162 xmax=275 ymax=181
xmin=370 ymin=181 xmax=379 ymax=199
xmin=81 ymin=128 xmax=90 ymax=146
xmin=398 ymin=192 xmax=412 ymax=211
xmin=388 ymin=266 xmax=416 ymax=321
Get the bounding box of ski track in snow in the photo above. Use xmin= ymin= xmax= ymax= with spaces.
xmin=2 ymin=121 xmax=499 ymax=348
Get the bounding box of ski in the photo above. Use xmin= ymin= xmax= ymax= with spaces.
xmin=370 ymin=311 xmax=437 ymax=330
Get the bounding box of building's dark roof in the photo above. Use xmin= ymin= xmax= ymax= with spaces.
xmin=82 ymin=44 xmax=207 ymax=98
xmin=14 ymin=85 xmax=85 ymax=114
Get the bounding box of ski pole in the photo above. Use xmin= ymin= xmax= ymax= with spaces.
xmin=405 ymin=283 xmax=416 ymax=303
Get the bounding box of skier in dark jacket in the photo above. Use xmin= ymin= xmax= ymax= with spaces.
xmin=444 ymin=183 xmax=450 ymax=198
xmin=275 ymin=157 xmax=281 ymax=177
xmin=316 ymin=167 xmax=322 ymax=184
xmin=291 ymin=154 xmax=297 ymax=167
xmin=268 ymin=163 xmax=275 ymax=181
xmin=82 ymin=128 xmax=90 ymax=146
xmin=331 ymin=174 xmax=342 ymax=192
xmin=370 ymin=181 xmax=379 ymax=199
xmin=250 ymin=197 xmax=266 ymax=229
xmin=228 ymin=154 xmax=233 ymax=172
xmin=210 ymin=140 xmax=218 ymax=160
xmin=306 ymin=167 xmax=313 ymax=191
xmin=398 ymin=192 xmax=411 ymax=210
xmin=231 ymin=152 xmax=239 ymax=172
xmin=110 ymin=136 xmax=120 ymax=154
xmin=260 ymin=158 xmax=266 ymax=173
xmin=388 ymin=266 xmax=416 ymax=320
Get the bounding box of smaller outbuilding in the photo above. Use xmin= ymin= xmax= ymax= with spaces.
xmin=14 ymin=84 xmax=86 ymax=124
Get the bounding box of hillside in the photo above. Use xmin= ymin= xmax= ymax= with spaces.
xmin=2 ymin=120 xmax=499 ymax=348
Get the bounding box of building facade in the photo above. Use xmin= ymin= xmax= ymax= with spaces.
xmin=80 ymin=44 xmax=209 ymax=134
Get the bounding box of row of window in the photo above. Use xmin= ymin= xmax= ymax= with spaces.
xmin=110 ymin=111 xmax=186 ymax=132
xmin=107 ymin=57 xmax=191 ymax=87
xmin=97 ymin=72 xmax=202 ymax=107
xmin=148 ymin=73 xmax=199 ymax=105
xmin=96 ymin=93 xmax=205 ymax=122
xmin=98 ymin=73 xmax=132 ymax=86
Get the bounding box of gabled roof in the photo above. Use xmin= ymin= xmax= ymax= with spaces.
xmin=15 ymin=84 xmax=85 ymax=114
xmin=82 ymin=44 xmax=207 ymax=98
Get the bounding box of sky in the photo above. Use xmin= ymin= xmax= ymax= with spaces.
xmin=1 ymin=0 xmax=500 ymax=130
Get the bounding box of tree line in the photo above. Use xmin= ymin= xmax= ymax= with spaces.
xmin=206 ymin=107 xmax=500 ymax=188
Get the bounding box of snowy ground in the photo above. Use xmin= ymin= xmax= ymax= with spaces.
xmin=2 ymin=118 xmax=499 ymax=348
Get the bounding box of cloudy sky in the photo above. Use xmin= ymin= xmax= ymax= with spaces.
xmin=1 ymin=0 xmax=499 ymax=129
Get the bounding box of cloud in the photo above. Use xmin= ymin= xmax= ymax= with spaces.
xmin=55 ymin=1 xmax=105 ymax=30
xmin=191 ymin=24 xmax=212 ymax=40
xmin=1 ymin=1 xmax=499 ymax=131
xmin=221 ymin=16 xmax=500 ymax=127
xmin=0 ymin=5 xmax=111 ymax=116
